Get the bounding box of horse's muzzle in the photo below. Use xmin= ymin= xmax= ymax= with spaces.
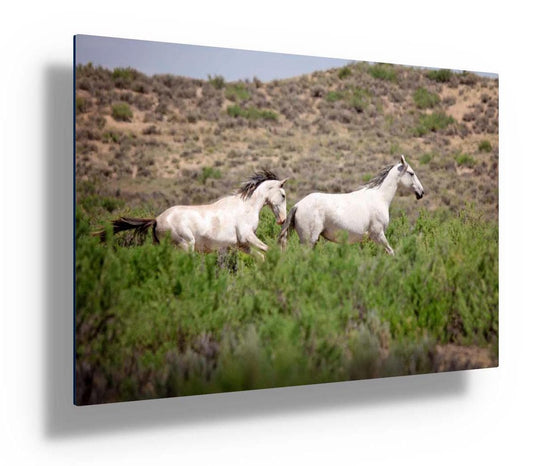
xmin=415 ymin=191 xmax=424 ymax=200
xmin=277 ymin=218 xmax=285 ymax=225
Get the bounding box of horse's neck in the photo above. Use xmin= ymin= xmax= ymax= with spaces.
xmin=376 ymin=172 xmax=399 ymax=206
xmin=247 ymin=186 xmax=268 ymax=214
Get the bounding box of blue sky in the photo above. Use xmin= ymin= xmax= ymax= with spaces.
xmin=75 ymin=35 xmax=497 ymax=81
xmin=75 ymin=35 xmax=353 ymax=82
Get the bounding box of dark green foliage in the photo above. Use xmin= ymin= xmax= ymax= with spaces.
xmin=413 ymin=112 xmax=455 ymax=136
xmin=199 ymin=166 xmax=222 ymax=184
xmin=227 ymin=105 xmax=278 ymax=121
xmin=413 ymin=87 xmax=440 ymax=109
xmin=111 ymin=103 xmax=133 ymax=122
xmin=225 ymin=83 xmax=250 ymax=102
xmin=208 ymin=74 xmax=225 ymax=89
xmin=419 ymin=153 xmax=434 ymax=165
xmin=326 ymin=91 xmax=344 ymax=102
xmin=350 ymin=87 xmax=371 ymax=112
xmin=338 ymin=66 xmax=352 ymax=79
xmin=478 ymin=140 xmax=493 ymax=152
xmin=427 ymin=69 xmax=453 ymax=83
xmin=112 ymin=67 xmax=137 ymax=88
xmin=455 ymin=153 xmax=476 ymax=167
xmin=368 ymin=63 xmax=397 ymax=82
xmin=76 ymin=205 xmax=498 ymax=404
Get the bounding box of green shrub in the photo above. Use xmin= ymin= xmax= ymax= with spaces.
xmin=225 ymin=83 xmax=250 ymax=102
xmin=455 ymin=153 xmax=476 ymax=167
xmin=478 ymin=140 xmax=492 ymax=152
xmin=413 ymin=87 xmax=440 ymax=109
xmin=76 ymin=96 xmax=88 ymax=114
xmin=338 ymin=66 xmax=352 ymax=79
xmin=227 ymin=105 xmax=278 ymax=121
xmin=368 ymin=63 xmax=397 ymax=82
xmin=350 ymin=87 xmax=370 ymax=112
xmin=326 ymin=91 xmax=344 ymax=102
xmin=102 ymin=130 xmax=121 ymax=143
xmin=112 ymin=67 xmax=136 ymax=88
xmin=419 ymin=153 xmax=433 ymax=165
xmin=208 ymin=74 xmax=226 ymax=89
xmin=111 ymin=103 xmax=133 ymax=122
xmin=413 ymin=112 xmax=455 ymax=136
xmin=199 ymin=166 xmax=222 ymax=184
xmin=427 ymin=69 xmax=453 ymax=83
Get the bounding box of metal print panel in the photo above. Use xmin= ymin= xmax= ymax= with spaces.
xmin=74 ymin=34 xmax=498 ymax=405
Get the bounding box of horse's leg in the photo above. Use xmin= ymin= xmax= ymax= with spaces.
xmin=171 ymin=228 xmax=195 ymax=252
xmin=239 ymin=244 xmax=265 ymax=261
xmin=244 ymin=232 xmax=269 ymax=252
xmin=295 ymin=217 xmax=321 ymax=246
xmin=373 ymin=230 xmax=395 ymax=256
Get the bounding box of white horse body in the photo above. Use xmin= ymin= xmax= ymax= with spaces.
xmin=296 ymin=190 xmax=387 ymax=244
xmin=279 ymin=155 xmax=424 ymax=255
xmin=106 ymin=170 xmax=287 ymax=257
xmin=156 ymin=181 xmax=286 ymax=253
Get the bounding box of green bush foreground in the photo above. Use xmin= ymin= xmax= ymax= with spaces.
xmin=76 ymin=205 xmax=498 ymax=404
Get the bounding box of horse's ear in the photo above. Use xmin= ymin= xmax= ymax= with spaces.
xmin=400 ymin=154 xmax=407 ymax=166
xmin=279 ymin=177 xmax=289 ymax=187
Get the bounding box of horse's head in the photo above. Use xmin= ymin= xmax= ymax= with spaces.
xmin=264 ymin=178 xmax=288 ymax=225
xmin=397 ymin=155 xmax=425 ymax=200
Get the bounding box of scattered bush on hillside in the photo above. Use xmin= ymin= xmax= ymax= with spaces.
xmin=413 ymin=87 xmax=440 ymax=109
xmin=112 ymin=67 xmax=137 ymax=89
xmin=368 ymin=63 xmax=397 ymax=82
xmin=199 ymin=166 xmax=222 ymax=184
xmin=478 ymin=140 xmax=492 ymax=152
xmin=76 ymin=96 xmax=89 ymax=114
xmin=350 ymin=87 xmax=371 ymax=113
xmin=227 ymin=105 xmax=278 ymax=121
xmin=326 ymin=91 xmax=344 ymax=102
xmin=111 ymin=102 xmax=133 ymax=122
xmin=455 ymin=153 xmax=476 ymax=168
xmin=413 ymin=112 xmax=455 ymax=136
xmin=427 ymin=69 xmax=453 ymax=83
xmin=225 ymin=83 xmax=251 ymax=102
xmin=338 ymin=66 xmax=352 ymax=79
xmin=209 ymin=74 xmax=226 ymax=89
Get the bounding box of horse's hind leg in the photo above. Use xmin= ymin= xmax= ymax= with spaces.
xmin=171 ymin=228 xmax=196 ymax=252
xmin=294 ymin=212 xmax=322 ymax=247
xmin=296 ymin=223 xmax=321 ymax=247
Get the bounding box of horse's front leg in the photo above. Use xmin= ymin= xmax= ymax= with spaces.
xmin=238 ymin=244 xmax=265 ymax=261
xmin=243 ymin=231 xmax=269 ymax=252
xmin=373 ymin=230 xmax=395 ymax=256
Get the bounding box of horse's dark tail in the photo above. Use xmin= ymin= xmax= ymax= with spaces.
xmin=92 ymin=217 xmax=159 ymax=244
xmin=278 ymin=206 xmax=297 ymax=250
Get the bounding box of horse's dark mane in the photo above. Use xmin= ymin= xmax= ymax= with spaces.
xmin=237 ymin=169 xmax=279 ymax=199
xmin=358 ymin=164 xmax=395 ymax=190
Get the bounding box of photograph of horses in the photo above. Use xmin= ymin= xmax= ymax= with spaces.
xmin=75 ymin=35 xmax=498 ymax=405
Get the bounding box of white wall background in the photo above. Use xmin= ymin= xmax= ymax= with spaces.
xmin=1 ymin=1 xmax=531 ymax=464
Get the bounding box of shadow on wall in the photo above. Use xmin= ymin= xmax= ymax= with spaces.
xmin=43 ymin=63 xmax=468 ymax=439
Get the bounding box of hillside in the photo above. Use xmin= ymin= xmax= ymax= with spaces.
xmin=75 ymin=62 xmax=498 ymax=222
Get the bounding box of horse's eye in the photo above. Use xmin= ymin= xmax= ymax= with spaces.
xmin=281 ymin=193 xmax=286 ymax=199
